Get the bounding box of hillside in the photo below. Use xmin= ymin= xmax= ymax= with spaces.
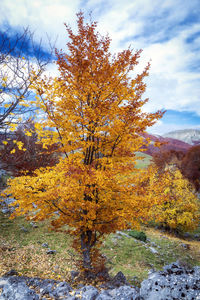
xmin=142 ymin=132 xmax=191 ymax=156
xmin=0 ymin=210 xmax=200 ymax=285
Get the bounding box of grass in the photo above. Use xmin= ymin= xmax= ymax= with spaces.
xmin=1 ymin=211 xmax=200 ymax=287
xmin=0 ymin=212 xmax=76 ymax=282
xmin=101 ymin=227 xmax=200 ymax=284
xmin=134 ymin=152 xmax=152 ymax=169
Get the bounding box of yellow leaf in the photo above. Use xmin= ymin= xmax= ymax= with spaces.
xmin=10 ymin=149 xmax=16 ymax=154
xmin=9 ymin=124 xmax=17 ymax=132
xmin=25 ymin=131 xmax=32 ymax=137
xmin=16 ymin=141 xmax=24 ymax=150
xmin=4 ymin=103 xmax=11 ymax=108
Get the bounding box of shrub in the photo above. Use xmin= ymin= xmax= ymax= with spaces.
xmin=148 ymin=167 xmax=200 ymax=233
xmin=128 ymin=230 xmax=147 ymax=242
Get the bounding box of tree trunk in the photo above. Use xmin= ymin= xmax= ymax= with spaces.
xmin=80 ymin=230 xmax=94 ymax=279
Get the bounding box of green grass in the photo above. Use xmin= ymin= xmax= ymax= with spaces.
xmin=134 ymin=152 xmax=152 ymax=169
xmin=101 ymin=228 xmax=200 ymax=284
xmin=1 ymin=211 xmax=200 ymax=286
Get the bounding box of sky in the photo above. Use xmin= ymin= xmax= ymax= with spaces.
xmin=0 ymin=0 xmax=200 ymax=135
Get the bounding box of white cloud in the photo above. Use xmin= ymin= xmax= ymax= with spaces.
xmin=0 ymin=0 xmax=80 ymax=49
xmin=142 ymin=24 xmax=200 ymax=114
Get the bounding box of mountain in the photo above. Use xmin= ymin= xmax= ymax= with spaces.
xmin=163 ymin=129 xmax=200 ymax=145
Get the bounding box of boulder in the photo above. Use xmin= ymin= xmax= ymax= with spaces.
xmin=140 ymin=261 xmax=200 ymax=300
xmin=75 ymin=285 xmax=99 ymax=300
xmin=108 ymin=285 xmax=139 ymax=299
xmin=0 ymin=278 xmax=39 ymax=300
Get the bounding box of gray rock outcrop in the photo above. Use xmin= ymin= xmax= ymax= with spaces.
xmin=0 ymin=261 xmax=200 ymax=299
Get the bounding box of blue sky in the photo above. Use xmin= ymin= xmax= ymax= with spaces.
xmin=1 ymin=0 xmax=200 ymax=135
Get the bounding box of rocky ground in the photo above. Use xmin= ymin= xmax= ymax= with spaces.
xmin=1 ymin=197 xmax=200 ymax=299
xmin=0 ymin=261 xmax=200 ymax=299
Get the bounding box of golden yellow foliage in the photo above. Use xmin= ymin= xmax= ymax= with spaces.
xmin=3 ymin=12 xmax=163 ymax=276
xmin=10 ymin=149 xmax=16 ymax=154
xmin=148 ymin=166 xmax=200 ymax=232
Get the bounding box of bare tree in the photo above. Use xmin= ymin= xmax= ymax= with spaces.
xmin=0 ymin=27 xmax=53 ymax=132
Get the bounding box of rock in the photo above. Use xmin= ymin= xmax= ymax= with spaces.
xmin=149 ymin=246 xmax=158 ymax=254
xmin=70 ymin=270 xmax=79 ymax=281
xmin=150 ymin=242 xmax=157 ymax=247
xmin=183 ymin=232 xmax=191 ymax=239
xmin=108 ymin=286 xmax=139 ymax=299
xmin=76 ymin=285 xmax=99 ymax=300
xmin=0 ymin=278 xmax=39 ymax=300
xmin=116 ymin=231 xmax=131 ymax=238
xmin=2 ymin=198 xmax=15 ymax=206
xmin=148 ymin=269 xmax=156 ymax=275
xmin=194 ymin=233 xmax=200 ymax=240
xmin=3 ymin=270 xmax=19 ymax=277
xmin=1 ymin=208 xmax=11 ymax=214
xmin=51 ymin=281 xmax=72 ymax=298
xmin=39 ymin=283 xmax=55 ymax=296
xmin=0 ymin=198 xmax=16 ymax=215
xmin=20 ymin=226 xmax=29 ymax=233
xmin=162 ymin=261 xmax=192 ymax=275
xmin=110 ymin=271 xmax=129 ymax=287
xmin=180 ymin=243 xmax=190 ymax=250
xmin=30 ymin=222 xmax=38 ymax=228
xmin=96 ymin=290 xmax=113 ymax=299
xmin=140 ymin=261 xmax=200 ymax=300
xmin=46 ymin=249 xmax=57 ymax=255
xmin=0 ymin=262 xmax=200 ymax=299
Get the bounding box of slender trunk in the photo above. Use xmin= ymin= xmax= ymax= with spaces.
xmin=80 ymin=230 xmax=95 ymax=278
xmin=81 ymin=231 xmax=92 ymax=265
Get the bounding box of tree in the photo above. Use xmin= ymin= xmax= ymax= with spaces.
xmin=181 ymin=145 xmax=200 ymax=192
xmin=0 ymin=120 xmax=60 ymax=176
xmin=152 ymin=149 xmax=185 ymax=172
xmin=148 ymin=165 xmax=200 ymax=233
xmin=0 ymin=27 xmax=52 ymax=130
xmin=3 ymin=12 xmax=163 ymax=278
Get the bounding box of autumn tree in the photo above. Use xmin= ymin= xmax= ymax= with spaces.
xmin=0 ymin=120 xmax=60 ymax=176
xmin=148 ymin=165 xmax=200 ymax=233
xmin=181 ymin=145 xmax=200 ymax=192
xmin=152 ymin=149 xmax=185 ymax=172
xmin=3 ymin=13 xmax=163 ymax=278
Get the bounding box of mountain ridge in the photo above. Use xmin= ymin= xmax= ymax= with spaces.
xmin=163 ymin=129 xmax=200 ymax=145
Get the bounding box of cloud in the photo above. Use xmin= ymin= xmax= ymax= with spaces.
xmin=82 ymin=0 xmax=200 ymax=119
xmin=0 ymin=0 xmax=80 ymax=49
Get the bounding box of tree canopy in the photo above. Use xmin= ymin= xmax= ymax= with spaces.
xmin=3 ymin=12 xmax=163 ymax=277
